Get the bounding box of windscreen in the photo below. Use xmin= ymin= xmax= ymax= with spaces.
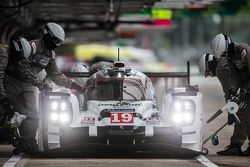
xmin=84 ymin=77 xmax=154 ymax=101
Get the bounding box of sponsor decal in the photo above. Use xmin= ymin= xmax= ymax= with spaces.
xmin=47 ymin=132 xmax=60 ymax=135
xmin=146 ymin=117 xmax=160 ymax=125
xmin=98 ymin=103 xmax=141 ymax=107
xmin=110 ymin=112 xmax=134 ymax=124
xmin=104 ymin=108 xmax=135 ymax=112
xmin=182 ymin=131 xmax=196 ymax=135
xmin=81 ymin=116 xmax=95 ymax=126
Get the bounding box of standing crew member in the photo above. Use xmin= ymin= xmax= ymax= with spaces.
xmin=199 ymin=53 xmax=246 ymax=155
xmin=0 ymin=44 xmax=27 ymax=129
xmin=210 ymin=33 xmax=250 ymax=156
xmin=1 ymin=22 xmax=84 ymax=154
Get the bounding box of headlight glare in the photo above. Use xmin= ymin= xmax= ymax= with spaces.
xmin=50 ymin=112 xmax=58 ymax=121
xmin=48 ymin=100 xmax=72 ymax=125
xmin=170 ymin=99 xmax=195 ymax=126
xmin=59 ymin=113 xmax=69 ymax=123
xmin=183 ymin=112 xmax=193 ymax=124
xmin=61 ymin=102 xmax=67 ymax=111
xmin=173 ymin=101 xmax=182 ymax=112
xmin=51 ymin=101 xmax=58 ymax=110
xmin=172 ymin=112 xmax=183 ymax=125
xmin=184 ymin=101 xmax=192 ymax=110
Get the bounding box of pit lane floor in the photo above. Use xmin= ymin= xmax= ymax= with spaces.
xmin=1 ymin=76 xmax=250 ymax=167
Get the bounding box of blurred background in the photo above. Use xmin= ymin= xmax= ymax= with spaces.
xmin=1 ymin=0 xmax=250 ymax=72
xmin=1 ymin=0 xmax=250 ymax=159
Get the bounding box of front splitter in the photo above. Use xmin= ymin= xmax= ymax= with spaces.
xmin=36 ymin=143 xmax=201 ymax=158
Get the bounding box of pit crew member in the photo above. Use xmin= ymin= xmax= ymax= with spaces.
xmin=1 ymin=23 xmax=84 ymax=154
xmin=209 ymin=33 xmax=250 ymax=156
xmin=199 ymin=52 xmax=246 ymax=155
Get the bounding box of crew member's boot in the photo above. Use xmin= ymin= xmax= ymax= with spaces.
xmin=13 ymin=138 xmax=39 ymax=155
xmin=217 ymin=145 xmax=242 ymax=155
xmin=241 ymin=146 xmax=250 ymax=156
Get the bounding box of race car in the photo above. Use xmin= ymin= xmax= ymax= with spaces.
xmin=37 ymin=61 xmax=203 ymax=155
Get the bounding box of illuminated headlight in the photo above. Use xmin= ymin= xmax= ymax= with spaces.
xmin=51 ymin=101 xmax=58 ymax=110
xmin=170 ymin=99 xmax=195 ymax=126
xmin=50 ymin=112 xmax=59 ymax=121
xmin=48 ymin=100 xmax=72 ymax=125
xmin=49 ymin=100 xmax=70 ymax=111
xmin=50 ymin=112 xmax=70 ymax=123
xmin=59 ymin=112 xmax=70 ymax=123
xmin=61 ymin=102 xmax=67 ymax=111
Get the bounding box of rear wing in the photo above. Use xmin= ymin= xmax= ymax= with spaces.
xmin=144 ymin=62 xmax=190 ymax=84
xmin=64 ymin=62 xmax=190 ymax=85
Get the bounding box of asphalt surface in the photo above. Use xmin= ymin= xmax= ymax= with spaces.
xmin=0 ymin=75 xmax=250 ymax=167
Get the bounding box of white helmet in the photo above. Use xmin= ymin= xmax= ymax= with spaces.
xmin=43 ymin=22 xmax=65 ymax=49
xmin=71 ymin=64 xmax=89 ymax=86
xmin=199 ymin=53 xmax=217 ymax=77
xmin=11 ymin=37 xmax=32 ymax=59
xmin=210 ymin=33 xmax=232 ymax=58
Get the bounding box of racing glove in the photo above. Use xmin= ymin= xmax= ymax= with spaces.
xmin=5 ymin=112 xmax=27 ymax=128
xmin=226 ymin=88 xmax=238 ymax=102
xmin=0 ymin=97 xmax=15 ymax=121
xmin=70 ymin=82 xmax=85 ymax=94
xmin=227 ymin=113 xmax=235 ymax=125
xmin=37 ymin=83 xmax=52 ymax=91
xmin=229 ymin=88 xmax=237 ymax=96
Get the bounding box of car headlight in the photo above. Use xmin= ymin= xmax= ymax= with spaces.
xmin=51 ymin=101 xmax=58 ymax=110
xmin=61 ymin=102 xmax=67 ymax=111
xmin=59 ymin=112 xmax=70 ymax=123
xmin=48 ymin=100 xmax=72 ymax=125
xmin=170 ymin=99 xmax=195 ymax=126
xmin=50 ymin=112 xmax=59 ymax=121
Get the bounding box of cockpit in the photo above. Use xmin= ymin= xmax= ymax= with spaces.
xmin=82 ymin=67 xmax=156 ymax=109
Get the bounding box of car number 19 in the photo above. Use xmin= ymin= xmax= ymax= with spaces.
xmin=110 ymin=112 xmax=134 ymax=124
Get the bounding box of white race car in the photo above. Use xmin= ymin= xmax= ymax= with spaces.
xmin=37 ymin=61 xmax=203 ymax=155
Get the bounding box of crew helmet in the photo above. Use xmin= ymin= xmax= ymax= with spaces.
xmin=199 ymin=53 xmax=217 ymax=77
xmin=10 ymin=37 xmax=32 ymax=60
xmin=71 ymin=64 xmax=89 ymax=86
xmin=42 ymin=22 xmax=65 ymax=49
xmin=210 ymin=33 xmax=233 ymax=59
